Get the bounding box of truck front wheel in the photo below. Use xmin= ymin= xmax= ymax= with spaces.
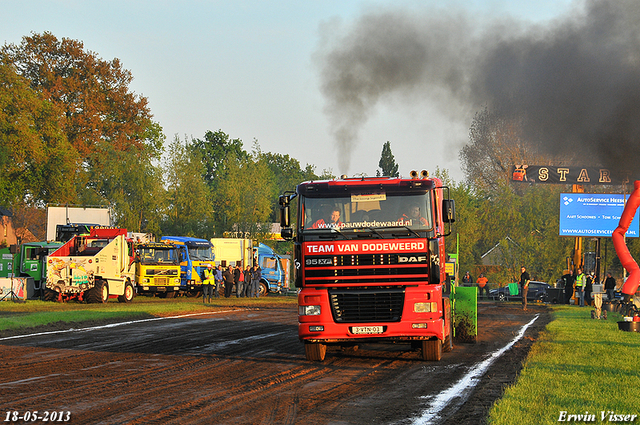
xmin=304 ymin=342 xmax=327 ymax=361
xmin=421 ymin=339 xmax=442 ymax=361
xmin=118 ymin=282 xmax=134 ymax=303
xmin=259 ymin=281 xmax=268 ymax=297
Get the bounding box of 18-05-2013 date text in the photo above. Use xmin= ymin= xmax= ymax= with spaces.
xmin=4 ymin=411 xmax=70 ymax=422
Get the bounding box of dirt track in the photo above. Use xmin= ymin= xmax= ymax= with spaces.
xmin=0 ymin=301 xmax=550 ymax=424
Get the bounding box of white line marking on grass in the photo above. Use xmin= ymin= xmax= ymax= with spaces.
xmin=409 ymin=314 xmax=540 ymax=425
xmin=0 ymin=309 xmax=239 ymax=342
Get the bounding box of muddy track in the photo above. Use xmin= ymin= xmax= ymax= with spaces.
xmin=0 ymin=302 xmax=550 ymax=424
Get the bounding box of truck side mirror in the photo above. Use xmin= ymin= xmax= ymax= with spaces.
xmin=281 ymin=228 xmax=293 ymax=240
xmin=9 ymin=244 xmax=17 ymax=254
xmin=279 ymin=194 xmax=291 ymax=227
xmin=279 ymin=192 xmax=296 ymax=241
xmin=442 ymin=199 xmax=456 ymax=223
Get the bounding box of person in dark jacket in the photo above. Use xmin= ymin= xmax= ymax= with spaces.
xmin=519 ymin=266 xmax=530 ymax=311
xmin=604 ymin=272 xmax=617 ymax=302
xmin=251 ymin=264 xmax=262 ymax=297
xmin=223 ymin=266 xmax=235 ymax=298
xmin=562 ymin=270 xmax=574 ymax=304
xmin=243 ymin=265 xmax=252 ymax=297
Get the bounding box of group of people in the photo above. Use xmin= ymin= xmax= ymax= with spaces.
xmin=462 ymin=265 xmax=619 ymax=311
xmin=559 ymin=268 xmax=616 ymax=307
xmin=202 ymin=263 xmax=262 ymax=303
xmin=461 ymin=271 xmax=490 ymax=300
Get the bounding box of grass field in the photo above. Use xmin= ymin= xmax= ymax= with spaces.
xmin=0 ymin=294 xmax=297 ymax=332
xmin=489 ymin=305 xmax=640 ymax=424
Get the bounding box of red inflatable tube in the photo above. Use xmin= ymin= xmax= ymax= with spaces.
xmin=613 ymin=180 xmax=640 ymax=296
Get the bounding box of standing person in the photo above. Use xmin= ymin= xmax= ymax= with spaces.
xmin=575 ymin=268 xmax=585 ymax=307
xmin=476 ymin=273 xmax=489 ymax=300
xmin=201 ymin=263 xmax=215 ymax=303
xmin=604 ymin=271 xmax=616 ymax=303
xmin=462 ymin=271 xmax=472 ymax=287
xmin=214 ymin=265 xmax=223 ymax=298
xmin=244 ymin=265 xmax=253 ymax=297
xmin=585 ymin=272 xmax=594 ymax=306
xmin=252 ymin=264 xmax=262 ymax=298
xmin=562 ymin=269 xmax=575 ymax=304
xmin=519 ymin=266 xmax=530 ymax=311
xmin=236 ymin=263 xmax=245 ymax=297
xmin=223 ymin=265 xmax=234 ymax=298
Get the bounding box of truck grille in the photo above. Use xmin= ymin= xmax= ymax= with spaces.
xmin=328 ymin=287 xmax=405 ymax=323
xmin=304 ymin=254 xmax=427 ymax=285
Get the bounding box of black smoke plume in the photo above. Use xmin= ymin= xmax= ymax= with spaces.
xmin=318 ymin=0 xmax=640 ymax=177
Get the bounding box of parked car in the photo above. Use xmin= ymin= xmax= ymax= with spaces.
xmin=490 ymin=281 xmax=552 ymax=302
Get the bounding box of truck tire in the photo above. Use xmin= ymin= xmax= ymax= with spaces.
xmin=118 ymin=281 xmax=134 ymax=303
xmin=86 ymin=280 xmax=109 ymax=304
xmin=421 ymin=339 xmax=442 ymax=361
xmin=443 ymin=319 xmax=453 ymax=353
xmin=305 ymin=342 xmax=327 ymax=361
xmin=259 ymin=281 xmax=268 ymax=297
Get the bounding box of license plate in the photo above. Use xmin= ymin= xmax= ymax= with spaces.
xmin=351 ymin=326 xmax=384 ymax=335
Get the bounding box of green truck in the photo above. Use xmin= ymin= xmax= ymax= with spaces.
xmin=0 ymin=242 xmax=63 ymax=298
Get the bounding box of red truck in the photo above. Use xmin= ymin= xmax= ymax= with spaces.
xmin=279 ymin=171 xmax=456 ymax=361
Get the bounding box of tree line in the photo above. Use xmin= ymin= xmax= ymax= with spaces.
xmin=0 ymin=32 xmax=332 ymax=249
xmin=1 ymin=32 xmax=635 ymax=283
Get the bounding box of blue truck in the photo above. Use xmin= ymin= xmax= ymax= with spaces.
xmin=210 ymin=238 xmax=286 ymax=296
xmin=159 ymin=236 xmax=215 ymax=295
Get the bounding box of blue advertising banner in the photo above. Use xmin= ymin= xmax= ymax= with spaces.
xmin=559 ymin=193 xmax=640 ymax=237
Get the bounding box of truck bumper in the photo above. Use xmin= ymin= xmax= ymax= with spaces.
xmin=298 ymin=287 xmax=448 ymax=343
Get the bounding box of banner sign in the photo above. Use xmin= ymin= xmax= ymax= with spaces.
xmin=512 ymin=165 xmax=626 ymax=185
xmin=559 ymin=193 xmax=640 ymax=237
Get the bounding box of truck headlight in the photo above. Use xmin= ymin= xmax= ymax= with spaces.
xmin=299 ymin=305 xmax=321 ymax=316
xmin=414 ymin=302 xmax=438 ymax=313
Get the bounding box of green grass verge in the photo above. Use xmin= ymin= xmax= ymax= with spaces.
xmin=489 ymin=305 xmax=640 ymax=424
xmin=0 ymin=295 xmax=297 ymax=332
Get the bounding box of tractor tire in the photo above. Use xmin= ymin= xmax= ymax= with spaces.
xmin=118 ymin=281 xmax=135 ymax=303
xmin=43 ymin=287 xmax=59 ymax=302
xmin=304 ymin=342 xmax=327 ymax=361
xmin=86 ymin=280 xmax=109 ymax=304
xmin=421 ymin=339 xmax=442 ymax=361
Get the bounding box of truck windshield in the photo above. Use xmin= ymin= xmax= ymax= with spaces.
xmin=188 ymin=246 xmax=215 ymax=261
xmin=300 ymin=191 xmax=433 ymax=232
xmin=139 ymin=247 xmax=179 ymax=265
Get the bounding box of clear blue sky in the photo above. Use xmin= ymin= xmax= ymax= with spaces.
xmin=3 ymin=0 xmax=577 ymax=181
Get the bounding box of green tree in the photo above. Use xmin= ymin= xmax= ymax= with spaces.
xmin=163 ymin=136 xmax=214 ymax=237
xmin=216 ymin=144 xmax=275 ymax=237
xmin=86 ymin=123 xmax=167 ymax=234
xmin=189 ymin=130 xmax=247 ymax=185
xmin=0 ymin=62 xmax=77 ymax=207
xmin=2 ymin=32 xmax=161 ymax=215
xmin=2 ymin=32 xmax=153 ymax=159
xmin=377 ymin=141 xmax=399 ymax=177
